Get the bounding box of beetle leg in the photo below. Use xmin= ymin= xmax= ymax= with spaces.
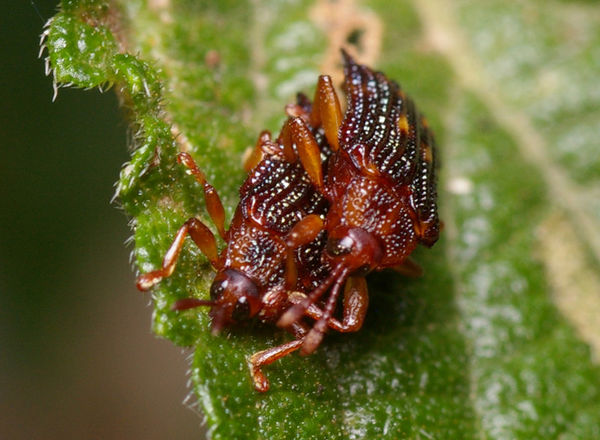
xmin=285 ymin=92 xmax=313 ymax=121
xmin=177 ymin=152 xmax=227 ymax=240
xmin=249 ymin=321 xmax=308 ymax=392
xmin=331 ymin=276 xmax=369 ymax=332
xmin=285 ymin=103 xmax=306 ymax=119
xmin=243 ymin=130 xmax=271 ymax=172
xmin=249 ymin=338 xmax=304 ymax=393
xmin=286 ymin=214 xmax=325 ymax=248
xmin=249 ymin=306 xmax=312 ymax=392
xmin=289 ymin=276 xmax=368 ymax=334
xmin=136 ymin=218 xmax=221 ymax=291
xmin=287 ymin=117 xmax=324 ymax=190
xmin=277 ymin=264 xmax=346 ymax=328
xmin=284 ymin=249 xmax=298 ymax=292
xmin=310 ymin=75 xmax=342 ymax=151
xmin=300 ymin=271 xmax=354 ymax=355
xmin=283 ymin=214 xmax=325 ymax=289
xmin=390 ymin=257 xmax=424 ymax=278
xmin=277 ymin=120 xmax=299 ymax=163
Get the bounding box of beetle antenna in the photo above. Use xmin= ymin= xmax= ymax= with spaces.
xmin=171 ymin=298 xmax=216 ymax=311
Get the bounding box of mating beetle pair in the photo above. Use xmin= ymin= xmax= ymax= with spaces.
xmin=137 ymin=50 xmax=440 ymax=392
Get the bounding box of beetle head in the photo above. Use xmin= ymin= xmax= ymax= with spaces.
xmin=208 ymin=268 xmax=261 ymax=333
xmin=325 ymin=226 xmax=383 ymax=276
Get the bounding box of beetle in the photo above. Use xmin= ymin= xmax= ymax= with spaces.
xmin=271 ymin=49 xmax=440 ymax=360
xmin=136 ymin=94 xmax=335 ymax=391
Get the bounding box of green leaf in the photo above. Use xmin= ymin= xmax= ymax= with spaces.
xmin=44 ymin=0 xmax=600 ymax=438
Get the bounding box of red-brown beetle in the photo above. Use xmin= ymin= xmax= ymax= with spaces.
xmin=264 ymin=50 xmax=441 ymax=370
xmin=136 ymin=94 xmax=336 ymax=391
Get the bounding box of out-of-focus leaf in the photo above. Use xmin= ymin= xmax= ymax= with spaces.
xmin=43 ymin=0 xmax=600 ymax=438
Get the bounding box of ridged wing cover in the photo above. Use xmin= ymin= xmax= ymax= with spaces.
xmin=339 ymin=52 xmax=439 ymax=247
xmin=240 ymin=159 xmax=319 ymax=234
xmin=225 ymin=103 xmax=331 ymax=290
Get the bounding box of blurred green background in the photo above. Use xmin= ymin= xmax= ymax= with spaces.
xmin=0 ymin=2 xmax=200 ymax=438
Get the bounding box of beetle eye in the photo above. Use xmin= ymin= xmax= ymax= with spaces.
xmin=327 ymin=236 xmax=353 ymax=257
xmin=210 ymin=281 xmax=225 ymax=300
xmin=231 ymin=297 xmax=251 ymax=322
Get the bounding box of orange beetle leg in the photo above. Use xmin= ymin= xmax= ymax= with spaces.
xmin=177 ymin=152 xmax=227 ymax=240
xmin=136 ymin=218 xmax=221 ymax=291
xmin=310 ymin=75 xmax=342 ymax=151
